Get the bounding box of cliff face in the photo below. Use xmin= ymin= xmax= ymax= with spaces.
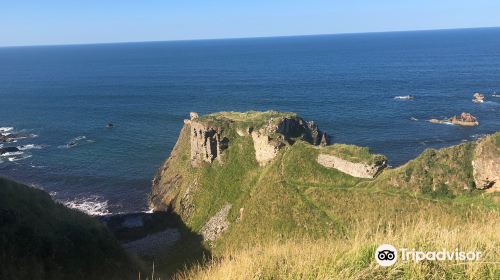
xmin=150 ymin=111 xmax=331 ymax=211
xmin=472 ymin=132 xmax=500 ymax=192
xmin=150 ymin=111 xmax=498 ymax=250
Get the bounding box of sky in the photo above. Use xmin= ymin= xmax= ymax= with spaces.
xmin=1 ymin=0 xmax=500 ymax=47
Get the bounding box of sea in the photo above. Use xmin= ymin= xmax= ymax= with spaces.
xmin=1 ymin=28 xmax=499 ymax=215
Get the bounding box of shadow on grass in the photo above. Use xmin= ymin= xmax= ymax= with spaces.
xmin=103 ymin=211 xmax=210 ymax=279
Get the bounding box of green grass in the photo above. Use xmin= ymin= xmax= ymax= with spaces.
xmin=0 ymin=177 xmax=136 ymax=280
xmin=367 ymin=141 xmax=478 ymax=197
xmin=197 ymin=110 xmax=297 ymax=132
xmin=319 ymin=143 xmax=387 ymax=165
xmin=149 ymin=112 xmax=500 ymax=279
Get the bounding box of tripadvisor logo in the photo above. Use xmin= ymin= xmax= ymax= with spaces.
xmin=375 ymin=244 xmax=482 ymax=266
xmin=375 ymin=244 xmax=398 ymax=266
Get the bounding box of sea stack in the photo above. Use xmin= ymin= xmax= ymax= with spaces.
xmin=472 ymin=92 xmax=485 ymax=103
xmin=429 ymin=112 xmax=479 ymax=127
xmin=449 ymin=112 xmax=479 ymax=126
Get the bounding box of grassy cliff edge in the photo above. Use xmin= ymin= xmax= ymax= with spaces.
xmin=150 ymin=111 xmax=499 ymax=279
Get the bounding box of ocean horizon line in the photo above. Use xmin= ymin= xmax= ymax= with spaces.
xmin=1 ymin=25 xmax=499 ymax=49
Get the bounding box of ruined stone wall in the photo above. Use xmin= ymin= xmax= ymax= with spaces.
xmin=189 ymin=121 xmax=228 ymax=166
xmin=317 ymin=154 xmax=386 ymax=179
xmin=251 ymin=131 xmax=284 ymax=166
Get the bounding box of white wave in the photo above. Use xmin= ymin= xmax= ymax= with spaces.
xmin=484 ymin=101 xmax=499 ymax=105
xmin=0 ymin=127 xmax=14 ymax=132
xmin=59 ymin=135 xmax=92 ymax=149
xmin=17 ymin=144 xmax=43 ymax=151
xmin=8 ymin=154 xmax=32 ymax=162
xmin=470 ymin=134 xmax=486 ymax=140
xmin=62 ymin=195 xmax=111 ymax=216
xmin=1 ymin=151 xmax=24 ymax=157
xmin=394 ymin=95 xmax=414 ymax=100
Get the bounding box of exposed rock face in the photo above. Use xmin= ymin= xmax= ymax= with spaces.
xmin=0 ymin=134 xmax=18 ymax=143
xmin=150 ymin=111 xmax=332 ymax=212
xmin=429 ymin=112 xmax=479 ymax=127
xmin=251 ymin=130 xmax=285 ymax=166
xmin=472 ymin=135 xmax=499 ymax=192
xmin=251 ymin=117 xmax=330 ymax=165
xmin=200 ymin=203 xmax=232 ymax=241
xmin=450 ymin=112 xmax=479 ymax=126
xmin=473 ymin=92 xmax=485 ymax=103
xmin=317 ymin=154 xmax=387 ymax=179
xmin=190 ymin=120 xmax=229 ymax=167
xmin=276 ymin=118 xmax=329 ymax=146
xmin=150 ymin=124 xmax=191 ymax=211
xmin=190 ymin=112 xmax=199 ymax=120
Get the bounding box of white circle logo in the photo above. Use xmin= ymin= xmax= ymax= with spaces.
xmin=375 ymin=244 xmax=398 ymax=266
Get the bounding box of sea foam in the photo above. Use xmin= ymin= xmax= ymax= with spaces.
xmin=17 ymin=144 xmax=43 ymax=151
xmin=62 ymin=195 xmax=111 ymax=216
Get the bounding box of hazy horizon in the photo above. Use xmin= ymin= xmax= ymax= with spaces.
xmin=1 ymin=26 xmax=499 ymax=48
xmin=2 ymin=1 xmax=500 ymax=47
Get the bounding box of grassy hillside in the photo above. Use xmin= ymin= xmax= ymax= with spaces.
xmin=0 ymin=177 xmax=136 ymax=280
xmin=150 ymin=112 xmax=499 ymax=279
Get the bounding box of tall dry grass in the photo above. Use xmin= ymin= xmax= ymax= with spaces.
xmin=175 ymin=213 xmax=499 ymax=280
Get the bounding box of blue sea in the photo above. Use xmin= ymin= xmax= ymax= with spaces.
xmin=1 ymin=28 xmax=499 ymax=214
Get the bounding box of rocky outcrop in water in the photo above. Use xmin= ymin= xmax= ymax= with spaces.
xmin=429 ymin=112 xmax=479 ymax=127
xmin=450 ymin=112 xmax=479 ymax=126
xmin=473 ymin=92 xmax=485 ymax=103
xmin=0 ymin=147 xmax=19 ymax=155
xmin=0 ymin=134 xmax=18 ymax=143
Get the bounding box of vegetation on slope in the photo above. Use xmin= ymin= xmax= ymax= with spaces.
xmin=320 ymin=143 xmax=387 ymax=165
xmin=365 ymin=142 xmax=477 ymax=197
xmin=0 ymin=177 xmax=136 ymax=280
xmin=197 ymin=111 xmax=297 ymax=132
xmin=150 ymin=111 xmax=499 ymax=279
xmin=178 ymin=212 xmax=499 ymax=280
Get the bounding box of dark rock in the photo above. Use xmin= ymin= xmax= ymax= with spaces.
xmin=277 ymin=117 xmax=330 ymax=146
xmin=0 ymin=147 xmax=20 ymax=155
xmin=0 ymin=134 xmax=17 ymax=143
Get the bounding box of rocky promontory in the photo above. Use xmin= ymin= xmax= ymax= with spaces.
xmin=149 ymin=111 xmax=499 ymax=253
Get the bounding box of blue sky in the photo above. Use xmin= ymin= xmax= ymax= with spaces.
xmin=1 ymin=0 xmax=500 ymax=46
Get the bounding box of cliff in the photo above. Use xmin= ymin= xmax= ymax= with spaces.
xmin=0 ymin=177 xmax=136 ymax=280
xmin=150 ymin=112 xmax=499 ymax=279
xmin=151 ymin=111 xmax=498 ymax=238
